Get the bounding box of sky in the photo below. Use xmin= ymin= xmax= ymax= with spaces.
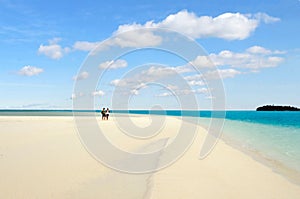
xmin=0 ymin=0 xmax=299 ymax=110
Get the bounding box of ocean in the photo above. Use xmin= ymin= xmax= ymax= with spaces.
xmin=1 ymin=109 xmax=300 ymax=179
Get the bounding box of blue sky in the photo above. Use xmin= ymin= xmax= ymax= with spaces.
xmin=0 ymin=0 xmax=299 ymax=110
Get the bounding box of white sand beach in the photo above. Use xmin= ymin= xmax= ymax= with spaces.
xmin=0 ymin=115 xmax=300 ymax=199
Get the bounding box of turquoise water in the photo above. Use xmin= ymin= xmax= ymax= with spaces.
xmin=114 ymin=110 xmax=300 ymax=174
xmin=1 ymin=110 xmax=300 ymax=176
xmin=221 ymin=118 xmax=300 ymax=174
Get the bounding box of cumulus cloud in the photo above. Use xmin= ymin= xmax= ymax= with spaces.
xmin=109 ymin=66 xmax=176 ymax=96
xmin=109 ymin=45 xmax=283 ymax=97
xmin=38 ymin=11 xmax=280 ymax=61
xmin=110 ymin=65 xmax=208 ymax=97
xmin=38 ymin=38 xmax=70 ymax=59
xmin=73 ymin=41 xmax=100 ymax=51
xmin=71 ymin=10 xmax=279 ymax=53
xmin=110 ymin=79 xmax=122 ymax=86
xmin=18 ymin=66 xmax=44 ymax=76
xmin=92 ymin=90 xmax=105 ymax=96
xmin=181 ymin=46 xmax=284 ymax=72
xmin=189 ymin=55 xmax=215 ymax=68
xmin=99 ymin=59 xmax=128 ymax=69
xmin=73 ymin=71 xmax=89 ymax=81
xmin=156 ymin=92 xmax=173 ymax=97
xmin=204 ymin=69 xmax=242 ymax=79
xmin=156 ymin=11 xmax=258 ymax=40
xmin=246 ymin=46 xmax=272 ymax=54
xmin=130 ymin=89 xmax=139 ymax=95
xmin=188 ymin=80 xmax=205 ymax=86
xmin=115 ymin=10 xmax=280 ymax=40
xmin=112 ymin=28 xmax=162 ymax=47
xmin=142 ymin=66 xmax=177 ymax=78
xmin=156 ymin=87 xmax=208 ymax=97
xmin=209 ymin=46 xmax=284 ymax=69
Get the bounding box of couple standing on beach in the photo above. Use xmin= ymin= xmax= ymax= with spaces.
xmin=101 ymin=108 xmax=110 ymax=120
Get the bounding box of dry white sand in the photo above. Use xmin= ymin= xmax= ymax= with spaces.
xmin=0 ymin=115 xmax=300 ymax=199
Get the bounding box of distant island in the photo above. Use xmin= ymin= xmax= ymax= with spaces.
xmin=256 ymin=105 xmax=300 ymax=111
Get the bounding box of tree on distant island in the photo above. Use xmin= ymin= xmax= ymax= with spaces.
xmin=256 ymin=105 xmax=300 ymax=111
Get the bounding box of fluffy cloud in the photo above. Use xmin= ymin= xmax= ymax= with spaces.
xmin=38 ymin=11 xmax=280 ymax=60
xmin=115 ymin=10 xmax=279 ymax=40
xmin=73 ymin=41 xmax=100 ymax=51
xmin=209 ymin=46 xmax=284 ymax=69
xmin=38 ymin=38 xmax=70 ymax=59
xmin=189 ymin=55 xmax=215 ymax=68
xmin=156 ymin=92 xmax=173 ymax=97
xmin=246 ymin=46 xmax=272 ymax=54
xmin=92 ymin=90 xmax=105 ymax=96
xmin=188 ymin=80 xmax=205 ymax=86
xmin=99 ymin=59 xmax=128 ymax=69
xmin=71 ymin=10 xmax=279 ymax=54
xmin=156 ymin=87 xmax=208 ymax=97
xmin=142 ymin=66 xmax=177 ymax=78
xmin=110 ymin=79 xmax=122 ymax=86
xmin=73 ymin=71 xmax=89 ymax=81
xmin=204 ymin=69 xmax=242 ymax=79
xmin=18 ymin=66 xmax=43 ymax=76
xmin=182 ymin=46 xmax=284 ymax=71
xmin=110 ymin=66 xmax=209 ymax=97
xmin=112 ymin=28 xmax=162 ymax=47
xmin=157 ymin=11 xmax=258 ymax=40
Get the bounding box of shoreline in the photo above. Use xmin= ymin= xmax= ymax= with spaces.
xmin=221 ymin=133 xmax=300 ymax=185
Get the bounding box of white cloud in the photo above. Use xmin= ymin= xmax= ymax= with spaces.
xmin=207 ymin=46 xmax=284 ymax=69
xmin=254 ymin=13 xmax=280 ymax=24
xmin=189 ymin=55 xmax=215 ymax=68
xmin=73 ymin=71 xmax=89 ymax=81
xmin=205 ymin=69 xmax=242 ymax=79
xmin=130 ymin=89 xmax=139 ymax=95
xmin=109 ymin=66 xmax=176 ymax=96
xmin=246 ymin=46 xmax=272 ymax=54
xmin=99 ymin=59 xmax=128 ymax=69
xmin=196 ymin=88 xmax=209 ymax=94
xmin=38 ymin=11 xmax=280 ymax=62
xmin=184 ymin=68 xmax=241 ymax=82
xmin=18 ymin=66 xmax=43 ymax=76
xmin=156 ymin=87 xmax=208 ymax=97
xmin=156 ymin=92 xmax=173 ymax=97
xmin=142 ymin=66 xmax=177 ymax=78
xmin=173 ymin=65 xmax=194 ymax=73
xmin=110 ymin=79 xmax=122 ymax=86
xmin=73 ymin=11 xmax=279 ymax=53
xmin=71 ymin=92 xmax=84 ymax=99
xmin=73 ymin=41 xmax=100 ymax=51
xmin=115 ymin=10 xmax=279 ymax=40
xmin=184 ymin=74 xmax=203 ymax=81
xmin=188 ymin=80 xmax=205 ymax=86
xmin=157 ymin=11 xmax=259 ymax=40
xmin=92 ymin=90 xmax=105 ymax=96
xmin=112 ymin=28 xmax=162 ymax=47
xmin=38 ymin=38 xmax=70 ymax=59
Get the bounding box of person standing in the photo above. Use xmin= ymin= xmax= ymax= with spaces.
xmin=106 ymin=108 xmax=110 ymax=120
xmin=101 ymin=108 xmax=106 ymax=120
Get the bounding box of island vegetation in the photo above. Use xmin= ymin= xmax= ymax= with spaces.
xmin=256 ymin=105 xmax=300 ymax=111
